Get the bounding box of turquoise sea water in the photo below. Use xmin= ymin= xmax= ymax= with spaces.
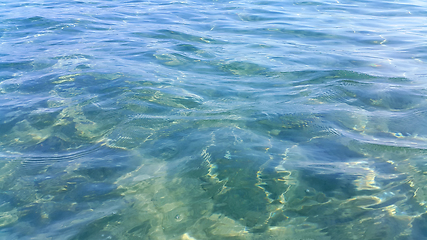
xmin=1 ymin=0 xmax=427 ymax=239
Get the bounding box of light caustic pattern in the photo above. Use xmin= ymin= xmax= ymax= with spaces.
xmin=1 ymin=0 xmax=427 ymax=239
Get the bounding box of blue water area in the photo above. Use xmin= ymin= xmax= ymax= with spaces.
xmin=1 ymin=0 xmax=427 ymax=239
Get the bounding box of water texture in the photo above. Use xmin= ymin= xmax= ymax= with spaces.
xmin=1 ymin=0 xmax=427 ymax=239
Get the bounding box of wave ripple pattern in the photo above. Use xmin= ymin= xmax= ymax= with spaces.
xmin=1 ymin=0 xmax=427 ymax=239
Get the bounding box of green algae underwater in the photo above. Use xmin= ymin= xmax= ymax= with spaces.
xmin=1 ymin=0 xmax=427 ymax=239
xmin=1 ymin=69 xmax=427 ymax=239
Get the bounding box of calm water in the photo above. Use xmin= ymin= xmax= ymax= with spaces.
xmin=1 ymin=0 xmax=427 ymax=239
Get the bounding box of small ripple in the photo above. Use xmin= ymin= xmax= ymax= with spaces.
xmin=18 ymin=143 xmax=104 ymax=166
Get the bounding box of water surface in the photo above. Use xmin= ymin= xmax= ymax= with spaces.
xmin=1 ymin=0 xmax=427 ymax=239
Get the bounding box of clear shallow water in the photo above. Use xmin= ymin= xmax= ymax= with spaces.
xmin=1 ymin=0 xmax=427 ymax=239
